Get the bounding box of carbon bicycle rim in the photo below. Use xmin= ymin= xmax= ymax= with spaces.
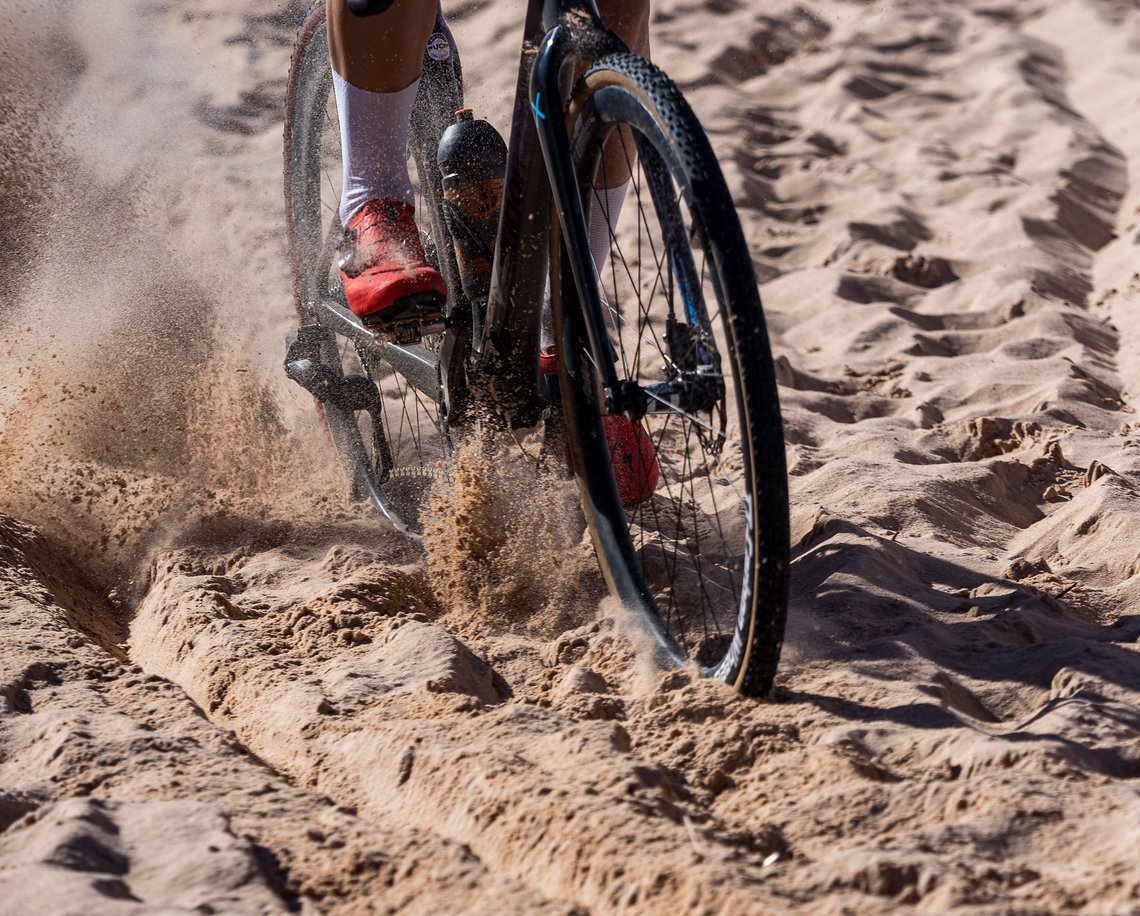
xmin=284 ymin=2 xmax=451 ymax=532
xmin=553 ymin=53 xmax=790 ymax=696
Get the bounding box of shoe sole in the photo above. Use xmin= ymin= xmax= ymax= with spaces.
xmin=359 ymin=291 xmax=446 ymax=334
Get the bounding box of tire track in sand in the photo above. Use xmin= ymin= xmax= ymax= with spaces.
xmin=0 ymin=513 xmax=567 ymax=914
xmin=127 ymin=528 xmax=791 ymax=913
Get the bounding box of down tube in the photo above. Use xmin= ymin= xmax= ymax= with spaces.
xmin=476 ymin=3 xmax=553 ymax=427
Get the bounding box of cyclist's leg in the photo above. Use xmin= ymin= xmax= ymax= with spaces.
xmin=325 ymin=0 xmax=446 ymax=328
xmin=587 ymin=1 xmax=650 ymax=274
xmin=327 ymin=0 xmax=436 ymax=220
xmin=561 ymin=0 xmax=658 ymax=506
xmin=327 ymin=0 xmax=437 ymax=92
xmin=597 ymin=0 xmax=650 ymax=57
xmin=589 ymin=0 xmax=650 ymax=218
xmin=540 ymin=0 xmax=652 ymax=356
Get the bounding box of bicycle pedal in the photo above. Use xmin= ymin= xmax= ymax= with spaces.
xmin=362 ymin=291 xmax=447 ymax=345
xmin=370 ymin=316 xmax=447 ymax=346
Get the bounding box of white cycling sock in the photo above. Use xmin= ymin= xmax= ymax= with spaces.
xmin=333 ymin=71 xmax=418 ymax=224
xmin=587 ymin=182 xmax=629 ymax=279
xmin=541 ymin=181 xmax=630 ymax=348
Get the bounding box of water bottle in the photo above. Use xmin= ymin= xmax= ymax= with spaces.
xmin=437 ymin=108 xmax=507 ymax=305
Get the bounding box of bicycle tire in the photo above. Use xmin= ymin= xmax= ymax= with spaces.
xmin=284 ymin=2 xmax=455 ymax=533
xmin=552 ymin=53 xmax=789 ymax=695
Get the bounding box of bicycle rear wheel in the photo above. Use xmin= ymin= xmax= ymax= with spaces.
xmin=552 ymin=53 xmax=789 ymax=695
xmin=284 ymin=2 xmax=457 ymax=533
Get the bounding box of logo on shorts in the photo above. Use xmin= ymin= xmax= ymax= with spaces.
xmin=427 ymin=34 xmax=451 ymax=62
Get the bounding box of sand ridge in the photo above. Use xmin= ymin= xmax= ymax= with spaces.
xmin=2 ymin=0 xmax=1140 ymax=912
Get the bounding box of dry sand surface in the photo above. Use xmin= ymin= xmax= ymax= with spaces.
xmin=2 ymin=0 xmax=1140 ymax=911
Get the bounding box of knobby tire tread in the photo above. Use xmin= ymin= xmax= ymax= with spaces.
xmin=556 ymin=52 xmax=789 ymax=696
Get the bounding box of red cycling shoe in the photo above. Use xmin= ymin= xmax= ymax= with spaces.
xmin=540 ymin=345 xmax=660 ymax=505
xmin=539 ymin=344 xmax=558 ymax=375
xmin=338 ymin=197 xmax=447 ymax=330
xmin=603 ymin=414 xmax=660 ymax=505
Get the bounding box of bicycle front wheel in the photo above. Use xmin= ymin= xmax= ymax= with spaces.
xmin=552 ymin=54 xmax=790 ymax=696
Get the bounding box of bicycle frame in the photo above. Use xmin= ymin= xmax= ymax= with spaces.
xmin=473 ymin=0 xmax=625 ymax=427
xmin=315 ymin=0 xmax=626 ymax=432
xmin=287 ymin=0 xmax=789 ymax=687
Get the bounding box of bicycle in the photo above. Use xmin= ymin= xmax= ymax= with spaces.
xmin=282 ymin=0 xmax=791 ymax=695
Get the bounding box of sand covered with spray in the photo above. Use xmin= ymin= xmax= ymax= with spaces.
xmin=2 ymin=0 xmax=1140 ymax=911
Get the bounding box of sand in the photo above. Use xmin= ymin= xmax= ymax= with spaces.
xmin=2 ymin=0 xmax=1140 ymax=912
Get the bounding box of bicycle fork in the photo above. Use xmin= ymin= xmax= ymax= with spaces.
xmin=531 ymin=20 xmax=627 ymax=415
xmin=532 ymin=19 xmax=725 ymax=427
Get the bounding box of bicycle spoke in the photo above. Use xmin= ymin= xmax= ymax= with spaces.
xmin=580 ymin=100 xmax=759 ymax=670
